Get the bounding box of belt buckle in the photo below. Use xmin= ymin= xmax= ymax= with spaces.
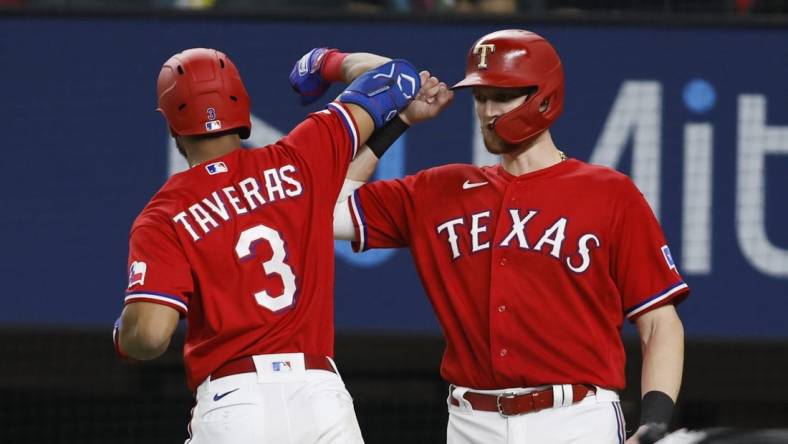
xmin=496 ymin=391 xmax=520 ymax=417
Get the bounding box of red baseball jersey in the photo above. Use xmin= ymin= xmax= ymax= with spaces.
xmin=125 ymin=103 xmax=359 ymax=390
xmin=349 ymin=159 xmax=689 ymax=390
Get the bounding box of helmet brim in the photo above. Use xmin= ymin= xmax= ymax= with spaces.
xmin=450 ymin=73 xmax=483 ymax=90
xmin=451 ymin=72 xmax=538 ymax=91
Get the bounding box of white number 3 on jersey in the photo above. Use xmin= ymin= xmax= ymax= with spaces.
xmin=235 ymin=224 xmax=297 ymax=312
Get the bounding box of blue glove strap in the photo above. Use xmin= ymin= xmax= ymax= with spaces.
xmin=337 ymin=59 xmax=420 ymax=129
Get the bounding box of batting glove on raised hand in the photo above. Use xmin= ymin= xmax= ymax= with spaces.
xmin=289 ymin=47 xmax=337 ymax=105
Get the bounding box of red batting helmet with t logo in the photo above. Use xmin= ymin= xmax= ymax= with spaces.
xmin=157 ymin=48 xmax=251 ymax=139
xmin=452 ymin=29 xmax=564 ymax=144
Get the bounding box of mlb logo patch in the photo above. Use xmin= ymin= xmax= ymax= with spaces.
xmin=205 ymin=120 xmax=222 ymax=132
xmin=661 ymin=245 xmax=677 ymax=271
xmin=205 ymin=161 xmax=228 ymax=175
xmin=128 ymin=261 xmax=147 ymax=289
xmin=272 ymin=361 xmax=292 ymax=372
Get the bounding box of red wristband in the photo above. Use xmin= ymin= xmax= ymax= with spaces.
xmin=321 ymin=50 xmax=349 ymax=83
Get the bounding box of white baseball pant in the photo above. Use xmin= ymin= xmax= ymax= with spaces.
xmin=186 ymin=353 xmax=364 ymax=444
xmin=447 ymin=385 xmax=625 ymax=444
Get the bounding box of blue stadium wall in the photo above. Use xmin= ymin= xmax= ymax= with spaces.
xmin=1 ymin=16 xmax=787 ymax=337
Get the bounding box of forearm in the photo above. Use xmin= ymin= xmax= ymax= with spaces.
xmin=639 ymin=311 xmax=684 ymax=401
xmin=333 ymin=148 xmax=374 ymax=242
xmin=341 ymin=53 xmax=392 ymax=83
xmin=117 ymin=303 xmax=179 ymax=361
xmin=120 ymin=325 xmax=171 ymax=360
xmin=625 ymin=306 xmax=684 ymax=442
xmin=347 ymin=147 xmax=379 ymax=182
xmin=338 ymin=114 xmax=409 ymax=225
xmin=334 ymin=196 xmax=356 ymax=241
xmin=333 ymin=140 xmax=382 ymax=242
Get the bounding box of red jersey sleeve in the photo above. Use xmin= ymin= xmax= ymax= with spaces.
xmin=611 ymin=179 xmax=690 ymax=321
xmin=279 ymin=102 xmax=359 ymax=201
xmin=125 ymin=224 xmax=193 ymax=316
xmin=348 ymin=173 xmax=421 ymax=252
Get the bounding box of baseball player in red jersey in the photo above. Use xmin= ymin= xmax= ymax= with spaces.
xmin=331 ymin=30 xmax=689 ymax=444
xmin=112 ymin=47 xmax=427 ymax=443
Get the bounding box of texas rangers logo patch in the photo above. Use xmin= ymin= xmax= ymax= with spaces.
xmin=272 ymin=361 xmax=292 ymax=372
xmin=127 ymin=261 xmax=147 ymax=289
xmin=661 ymin=245 xmax=677 ymax=271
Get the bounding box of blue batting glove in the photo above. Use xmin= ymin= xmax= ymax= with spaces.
xmin=289 ymin=47 xmax=334 ymax=105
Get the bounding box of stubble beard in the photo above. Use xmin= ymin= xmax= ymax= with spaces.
xmin=482 ymin=124 xmax=517 ymax=155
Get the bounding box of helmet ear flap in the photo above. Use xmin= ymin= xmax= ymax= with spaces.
xmin=493 ymin=95 xmax=545 ymax=144
xmin=539 ymin=97 xmax=551 ymax=113
xmin=539 ymin=70 xmax=564 ymax=123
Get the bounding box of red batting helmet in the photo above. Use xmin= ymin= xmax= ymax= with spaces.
xmin=452 ymin=29 xmax=564 ymax=144
xmin=157 ymin=48 xmax=251 ymax=139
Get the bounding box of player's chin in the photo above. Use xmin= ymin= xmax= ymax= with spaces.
xmin=482 ymin=132 xmax=509 ymax=155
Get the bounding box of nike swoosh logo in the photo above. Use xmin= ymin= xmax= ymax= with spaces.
xmin=213 ymin=388 xmax=239 ymax=402
xmin=462 ymin=180 xmax=489 ymax=190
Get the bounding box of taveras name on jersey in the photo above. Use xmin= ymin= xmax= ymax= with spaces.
xmin=172 ymin=163 xmax=304 ymax=242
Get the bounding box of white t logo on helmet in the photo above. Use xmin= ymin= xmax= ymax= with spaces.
xmin=474 ymin=43 xmax=496 ymax=69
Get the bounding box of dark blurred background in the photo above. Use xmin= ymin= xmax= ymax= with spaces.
xmin=1 ymin=0 xmax=787 ymax=443
xmin=2 ymin=0 xmax=788 ymax=16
